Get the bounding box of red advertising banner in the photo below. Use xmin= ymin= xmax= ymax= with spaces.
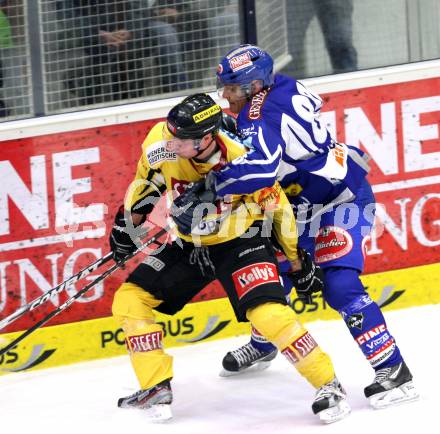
xmin=0 ymin=77 xmax=439 ymax=333
xmin=320 ymin=77 xmax=439 ymax=273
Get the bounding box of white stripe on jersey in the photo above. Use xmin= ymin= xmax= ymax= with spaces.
xmin=216 ymin=126 xmax=282 ymax=192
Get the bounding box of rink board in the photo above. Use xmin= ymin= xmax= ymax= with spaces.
xmin=1 ymin=261 xmax=439 ymax=375
xmin=0 ymin=61 xmax=439 ymax=375
xmin=0 ymin=72 xmax=439 ymax=335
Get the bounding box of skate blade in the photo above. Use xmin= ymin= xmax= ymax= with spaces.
xmin=144 ymin=404 xmax=173 ymax=422
xmin=219 ymin=361 xmax=272 ymax=377
xmin=369 ymin=381 xmax=419 ymax=410
xmin=317 ymin=400 xmax=351 ymax=424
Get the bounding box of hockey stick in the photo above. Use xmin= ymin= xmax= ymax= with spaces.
xmin=0 ymin=226 xmax=169 ymax=357
xmin=0 ymin=252 xmax=114 ymax=331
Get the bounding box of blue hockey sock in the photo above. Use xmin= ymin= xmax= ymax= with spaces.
xmin=340 ymin=295 xmax=403 ymax=370
xmin=324 ymin=267 xmax=403 ymax=370
xmin=250 ymin=326 xmax=277 ymax=353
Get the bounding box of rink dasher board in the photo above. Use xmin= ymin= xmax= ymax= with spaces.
xmin=0 ymin=59 xmax=439 ymax=375
xmin=0 ymin=261 xmax=439 ymax=375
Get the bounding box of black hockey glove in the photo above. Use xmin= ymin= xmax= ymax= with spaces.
xmin=109 ymin=207 xmax=147 ymax=262
xmin=221 ymin=112 xmax=238 ymax=134
xmin=288 ymin=249 xmax=324 ymax=305
xmin=171 ymin=179 xmax=217 ymax=235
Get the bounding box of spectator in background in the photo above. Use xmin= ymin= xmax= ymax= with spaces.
xmin=0 ymin=1 xmax=12 ymax=117
xmin=206 ymin=0 xmax=240 ymax=50
xmin=147 ymin=17 xmax=188 ymax=93
xmin=59 ymin=0 xmax=147 ymax=105
xmin=133 ymin=0 xmax=188 ymax=93
xmin=150 ymin=0 xmax=211 ymax=85
xmin=286 ymin=0 xmax=358 ymax=77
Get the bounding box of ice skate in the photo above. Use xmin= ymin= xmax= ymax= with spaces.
xmin=312 ymin=377 xmax=351 ymax=424
xmin=364 ymin=361 xmax=419 ymax=409
xmin=220 ymin=342 xmax=278 ymax=377
xmin=117 ymin=378 xmax=173 ymax=421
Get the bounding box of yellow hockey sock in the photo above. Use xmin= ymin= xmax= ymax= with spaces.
xmin=112 ymin=282 xmax=173 ymax=390
xmin=247 ymin=302 xmax=335 ymax=388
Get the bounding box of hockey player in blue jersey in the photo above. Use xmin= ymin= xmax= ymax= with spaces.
xmin=175 ymin=45 xmax=419 ymax=410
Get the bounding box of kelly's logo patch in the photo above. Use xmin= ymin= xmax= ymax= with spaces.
xmin=232 ymin=262 xmax=278 ymax=299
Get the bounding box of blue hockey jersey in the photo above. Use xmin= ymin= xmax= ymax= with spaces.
xmin=214 ymin=74 xmax=371 ymax=208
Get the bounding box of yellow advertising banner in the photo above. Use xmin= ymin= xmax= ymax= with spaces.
xmin=1 ymin=262 xmax=439 ymax=375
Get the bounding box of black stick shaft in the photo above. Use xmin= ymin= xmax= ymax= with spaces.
xmin=0 ymin=227 xmax=169 ymax=357
xmin=0 ymin=252 xmax=114 ymax=330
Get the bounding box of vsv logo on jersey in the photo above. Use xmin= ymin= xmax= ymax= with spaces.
xmin=347 ymin=313 xmax=364 ymax=330
xmin=232 ymin=262 xmax=278 ymax=299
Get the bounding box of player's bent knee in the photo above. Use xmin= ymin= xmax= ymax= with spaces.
xmin=323 ymin=266 xmax=366 ymax=311
xmin=247 ymin=302 xmax=335 ymax=388
xmin=246 ymin=302 xmax=303 ymax=349
xmin=112 ymin=282 xmax=162 ymax=327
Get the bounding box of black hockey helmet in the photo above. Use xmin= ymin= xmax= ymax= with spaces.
xmin=166 ymin=93 xmax=223 ymax=139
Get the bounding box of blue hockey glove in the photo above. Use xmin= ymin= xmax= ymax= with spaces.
xmin=288 ymin=249 xmax=324 ymax=304
xmin=171 ymin=180 xmax=217 ymax=235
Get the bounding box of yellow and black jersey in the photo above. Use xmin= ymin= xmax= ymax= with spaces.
xmin=124 ymin=122 xmax=298 ymax=261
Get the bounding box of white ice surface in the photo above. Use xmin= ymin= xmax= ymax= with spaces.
xmin=1 ymin=304 xmax=439 ymax=434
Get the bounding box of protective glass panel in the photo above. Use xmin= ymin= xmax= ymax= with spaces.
xmin=281 ymin=0 xmax=440 ymax=79
xmin=0 ymin=1 xmax=33 ymax=120
xmin=39 ymin=0 xmax=241 ymax=114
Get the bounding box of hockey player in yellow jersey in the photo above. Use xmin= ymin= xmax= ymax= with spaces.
xmin=109 ymin=93 xmax=350 ymax=423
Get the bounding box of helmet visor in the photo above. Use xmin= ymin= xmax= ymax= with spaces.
xmin=216 ymin=78 xmax=248 ymax=99
xmin=165 ymin=137 xmax=203 ymax=157
xmin=218 ymin=78 xmax=264 ymax=102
